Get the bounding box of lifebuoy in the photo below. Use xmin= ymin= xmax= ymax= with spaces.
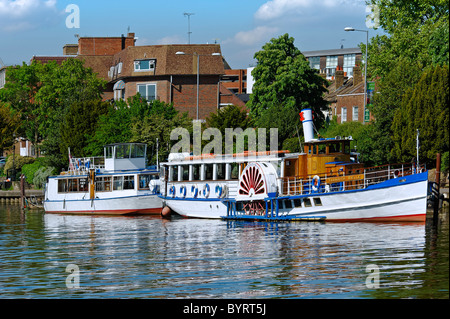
xmin=179 ymin=185 xmax=186 ymax=198
xmin=215 ymin=185 xmax=222 ymax=197
xmin=312 ymin=175 xmax=321 ymax=192
xmin=191 ymin=185 xmax=199 ymax=198
xmin=393 ymin=170 xmax=400 ymax=178
xmin=203 ymin=183 xmax=210 ymax=198
xmin=169 ymin=186 xmax=176 ymax=198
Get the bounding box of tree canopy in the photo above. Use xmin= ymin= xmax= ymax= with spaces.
xmin=247 ymin=34 xmax=328 ymax=146
xmin=391 ymin=64 xmax=449 ymax=166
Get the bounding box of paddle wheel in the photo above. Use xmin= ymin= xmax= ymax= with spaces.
xmin=242 ymin=201 xmax=266 ymax=216
xmin=239 ymin=163 xmax=266 ymax=197
xmin=234 ymin=162 xmax=278 ymax=217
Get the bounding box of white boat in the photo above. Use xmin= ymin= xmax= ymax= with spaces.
xmin=44 ymin=143 xmax=162 ymax=215
xmin=160 ymin=109 xmax=428 ymax=222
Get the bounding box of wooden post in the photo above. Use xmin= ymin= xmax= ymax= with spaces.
xmin=433 ymin=153 xmax=441 ymax=224
xmin=20 ymin=174 xmax=26 ymax=210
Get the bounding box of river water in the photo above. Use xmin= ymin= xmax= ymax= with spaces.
xmin=0 ymin=204 xmax=448 ymax=299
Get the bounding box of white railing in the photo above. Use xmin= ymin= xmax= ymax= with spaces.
xmin=67 ymin=157 xmax=105 ymax=175
xmin=279 ymin=163 xmax=425 ymax=196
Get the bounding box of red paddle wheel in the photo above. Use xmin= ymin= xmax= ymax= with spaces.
xmin=243 ymin=201 xmax=265 ymax=216
xmin=238 ymin=164 xmax=266 ymax=196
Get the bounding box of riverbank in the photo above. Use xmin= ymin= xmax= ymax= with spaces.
xmin=0 ymin=189 xmax=44 ymax=204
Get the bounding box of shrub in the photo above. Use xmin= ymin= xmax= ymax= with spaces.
xmin=2 ymin=155 xmax=35 ymax=175
xmin=21 ymin=157 xmax=46 ymax=184
xmin=33 ymin=166 xmax=56 ymax=189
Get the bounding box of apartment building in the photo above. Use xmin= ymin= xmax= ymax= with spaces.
xmin=303 ymin=47 xmax=362 ymax=80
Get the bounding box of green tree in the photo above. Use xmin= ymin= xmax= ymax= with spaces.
xmin=131 ymin=112 xmax=192 ymax=165
xmin=358 ymin=0 xmax=448 ymax=166
xmin=391 ymin=64 xmax=449 ymax=166
xmin=0 ymin=62 xmax=42 ymax=150
xmin=0 ymin=59 xmax=106 ymax=160
xmin=35 ymin=58 xmax=106 ymax=138
xmin=205 ymin=105 xmax=253 ymax=153
xmin=86 ymin=96 xmax=188 ymax=164
xmin=206 ymin=105 xmax=252 ymax=133
xmin=248 ymin=34 xmax=328 ymax=146
xmin=0 ymin=102 xmax=20 ymax=154
xmin=60 ymin=100 xmax=111 ymax=159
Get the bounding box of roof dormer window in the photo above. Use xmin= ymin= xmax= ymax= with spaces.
xmin=134 ymin=59 xmax=156 ymax=72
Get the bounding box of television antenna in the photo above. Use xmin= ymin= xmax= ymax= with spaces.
xmin=183 ymin=12 xmax=195 ymax=44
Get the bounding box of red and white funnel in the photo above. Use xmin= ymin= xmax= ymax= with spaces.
xmin=300 ymin=108 xmax=314 ymax=142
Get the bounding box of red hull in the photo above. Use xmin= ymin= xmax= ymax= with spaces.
xmin=45 ymin=207 xmax=163 ymax=215
xmin=330 ymin=213 xmax=426 ymax=223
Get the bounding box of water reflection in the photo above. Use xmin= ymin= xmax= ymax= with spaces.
xmin=0 ymin=204 xmax=448 ymax=298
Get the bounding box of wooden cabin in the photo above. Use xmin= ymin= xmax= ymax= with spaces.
xmin=284 ymin=138 xmax=363 ymax=179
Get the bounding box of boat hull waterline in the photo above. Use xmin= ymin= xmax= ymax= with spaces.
xmin=44 ymin=194 xmax=162 ymax=215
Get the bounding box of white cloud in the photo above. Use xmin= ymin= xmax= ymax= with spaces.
xmin=227 ymin=26 xmax=279 ymax=46
xmin=255 ymin=0 xmax=358 ymax=20
xmin=0 ymin=0 xmax=59 ymax=32
xmin=156 ymin=35 xmax=185 ymax=45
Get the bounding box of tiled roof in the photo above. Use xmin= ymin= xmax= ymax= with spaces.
xmin=324 ymin=77 xmax=364 ymax=102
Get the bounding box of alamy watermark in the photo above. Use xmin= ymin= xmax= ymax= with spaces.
xmin=65 ymin=264 xmax=80 ymax=289
xmin=170 ymin=122 xmax=279 ymax=158
xmin=65 ymin=4 xmax=80 ymax=29
xmin=365 ymin=264 xmax=380 ymax=289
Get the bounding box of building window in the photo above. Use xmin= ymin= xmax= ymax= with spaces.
xmin=341 ymin=107 xmax=347 ymax=122
xmin=309 ymin=56 xmax=320 ymax=70
xmin=352 ymin=106 xmax=359 ymax=121
xmin=343 ymin=54 xmax=356 ymax=77
xmin=137 ymin=83 xmax=157 ymax=101
xmin=134 ymin=59 xmax=156 ymax=72
xmin=326 ymin=55 xmax=338 ymax=78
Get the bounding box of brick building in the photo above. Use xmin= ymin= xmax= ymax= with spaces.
xmin=324 ymin=64 xmax=373 ymax=124
xmin=105 ymin=43 xmax=225 ymax=119
xmin=29 ymin=33 xmax=247 ymax=120
xmin=303 ymin=47 xmax=371 ymax=124
xmin=52 ymin=33 xmax=246 ymax=120
xmin=303 ymin=47 xmax=362 ymax=80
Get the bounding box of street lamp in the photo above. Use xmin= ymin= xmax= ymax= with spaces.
xmin=345 ymin=27 xmax=368 ymax=124
xmin=175 ymin=51 xmax=221 ymax=120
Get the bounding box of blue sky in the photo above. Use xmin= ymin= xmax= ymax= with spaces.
xmin=0 ymin=0 xmax=384 ymax=69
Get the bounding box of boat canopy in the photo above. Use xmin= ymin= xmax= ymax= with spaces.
xmin=104 ymin=143 xmax=147 ymax=171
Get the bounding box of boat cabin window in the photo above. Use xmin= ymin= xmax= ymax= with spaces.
xmin=216 ymin=163 xmax=226 ymax=180
xmin=58 ymin=179 xmax=67 ymax=193
xmin=182 ymin=165 xmax=189 ymax=181
xmin=230 ymin=163 xmax=239 ymax=179
xmin=329 ymin=142 xmax=341 ymax=153
xmin=113 ymin=175 xmax=135 ymax=190
xmin=293 ymin=198 xmax=302 ymax=207
xmin=205 ymin=164 xmax=213 ymax=180
xmin=191 ymin=165 xmax=200 ymax=181
xmin=284 ymin=199 xmax=293 ymax=209
xmin=313 ymin=198 xmax=322 ymax=206
xmin=304 ymin=198 xmax=312 ymax=207
xmin=105 ymin=146 xmax=114 ymax=159
xmin=170 ymin=165 xmax=178 ymax=182
xmin=139 ymin=174 xmax=157 ymax=190
xmin=96 ymin=176 xmax=112 ymax=192
xmin=131 ymin=144 xmax=146 ymax=158
xmin=344 ymin=143 xmax=350 ymax=154
xmin=318 ymin=144 xmax=326 ymax=154
xmin=116 ymin=144 xmax=130 ymax=159
xmin=58 ymin=177 xmax=88 ymax=193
